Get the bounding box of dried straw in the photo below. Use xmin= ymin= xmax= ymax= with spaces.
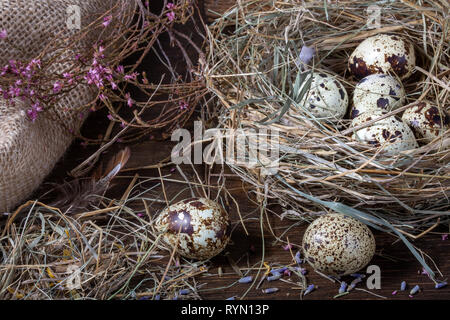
xmin=203 ymin=0 xmax=449 ymax=277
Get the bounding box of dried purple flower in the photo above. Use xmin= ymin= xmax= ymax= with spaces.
xmin=179 ymin=289 xmax=190 ymax=295
xmin=166 ymin=11 xmax=176 ymax=21
xmin=298 ymin=45 xmax=315 ymax=65
xmin=125 ymin=93 xmax=134 ymax=107
xmin=53 ymin=81 xmax=62 ymax=93
xmin=0 ymin=29 xmax=7 ymax=39
xmin=435 ymin=282 xmax=447 ymax=289
xmin=392 ymin=290 xmax=398 ymax=295
xmin=347 ymin=278 xmax=362 ymax=292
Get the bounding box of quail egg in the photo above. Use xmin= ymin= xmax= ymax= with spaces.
xmin=348 ymin=34 xmax=415 ymax=80
xmin=155 ymin=198 xmax=231 ymax=260
xmin=351 ymin=74 xmax=405 ymax=118
xmin=297 ymin=72 xmax=348 ymax=121
xmin=351 ymin=110 xmax=418 ymax=155
xmin=402 ymin=101 xmax=450 ymax=144
xmin=302 ymin=213 xmax=376 ymax=277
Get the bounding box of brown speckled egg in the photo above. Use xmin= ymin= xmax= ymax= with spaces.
xmin=351 ymin=110 xmax=418 ymax=155
xmin=349 ymin=34 xmax=415 ymax=80
xmin=302 ymin=213 xmax=376 ymax=276
xmin=401 ymin=101 xmax=450 ymax=144
xmin=351 ymin=74 xmax=405 ymax=119
xmin=297 ymin=72 xmax=348 ymax=121
xmin=155 ymin=198 xmax=231 ymax=260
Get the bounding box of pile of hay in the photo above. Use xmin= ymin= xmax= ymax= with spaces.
xmin=204 ymin=0 xmax=449 ymax=276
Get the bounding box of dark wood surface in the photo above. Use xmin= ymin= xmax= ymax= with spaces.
xmin=34 ymin=0 xmax=450 ymax=300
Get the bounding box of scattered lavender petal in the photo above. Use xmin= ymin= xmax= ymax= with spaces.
xmin=238 ymin=276 xmax=253 ymax=284
xmin=339 ymin=282 xmax=347 ymax=294
xmin=298 ymin=45 xmax=315 ymax=65
xmin=271 ymin=267 xmax=287 ymax=275
xmin=284 ymin=269 xmax=291 ymax=277
xmin=350 ymin=273 xmax=366 ymax=279
xmin=421 ymin=268 xmax=429 ymax=276
xmin=442 ymin=234 xmax=448 ymax=241
xmin=294 ymin=251 xmax=302 ymax=264
xmin=347 ymin=278 xmax=362 ymax=292
xmin=226 ymin=296 xmax=236 ymax=300
xmin=283 ymin=243 xmax=293 ymax=251
xmin=262 ymin=288 xmax=279 ymax=294
xmin=435 ymin=282 xmax=447 ymax=289
xmin=400 ymin=281 xmax=407 ymax=291
xmin=179 ymin=289 xmax=190 ymax=295
xmin=154 ymin=294 xmax=161 ymax=300
xmin=409 ymin=285 xmax=420 ymax=295
xmin=304 ymin=284 xmax=315 ymax=296
xmin=267 ymin=273 xmax=282 ymax=282
xmin=392 ymin=290 xmax=398 ymax=295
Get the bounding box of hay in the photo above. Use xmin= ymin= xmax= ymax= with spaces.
xmin=203 ymin=0 xmax=449 ymax=276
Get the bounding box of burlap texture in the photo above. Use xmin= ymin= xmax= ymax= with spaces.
xmin=0 ymin=0 xmax=136 ymax=212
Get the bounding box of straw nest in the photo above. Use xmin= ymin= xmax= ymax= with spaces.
xmin=204 ymin=1 xmax=449 ymax=249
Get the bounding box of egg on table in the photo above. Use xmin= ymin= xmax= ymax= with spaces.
xmin=402 ymin=101 xmax=450 ymax=144
xmin=351 ymin=74 xmax=405 ymax=119
xmin=302 ymin=213 xmax=376 ymax=277
xmin=348 ymin=34 xmax=415 ymax=80
xmin=351 ymin=110 xmax=418 ymax=155
xmin=296 ymin=72 xmax=348 ymax=121
xmin=155 ymin=197 xmax=231 ymax=260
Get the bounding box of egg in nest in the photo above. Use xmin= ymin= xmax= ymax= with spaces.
xmin=351 ymin=110 xmax=418 ymax=155
xmin=155 ymin=198 xmax=231 ymax=260
xmin=297 ymin=72 xmax=348 ymax=121
xmin=402 ymin=101 xmax=450 ymax=144
xmin=348 ymin=34 xmax=415 ymax=80
xmin=302 ymin=213 xmax=376 ymax=277
xmin=351 ymin=74 xmax=405 ymax=119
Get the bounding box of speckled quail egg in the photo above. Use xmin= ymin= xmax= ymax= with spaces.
xmin=351 ymin=110 xmax=418 ymax=155
xmin=155 ymin=198 xmax=231 ymax=260
xmin=297 ymin=72 xmax=348 ymax=121
xmin=302 ymin=213 xmax=376 ymax=277
xmin=402 ymin=102 xmax=450 ymax=144
xmin=349 ymin=34 xmax=415 ymax=80
xmin=351 ymin=74 xmax=405 ymax=119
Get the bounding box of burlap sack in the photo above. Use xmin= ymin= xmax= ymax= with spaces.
xmin=0 ymin=0 xmax=136 ymax=212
